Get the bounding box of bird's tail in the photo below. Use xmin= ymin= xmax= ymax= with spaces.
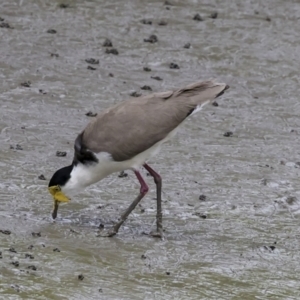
xmin=173 ymin=80 xmax=229 ymax=104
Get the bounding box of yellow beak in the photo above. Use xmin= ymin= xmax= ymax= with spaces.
xmin=48 ymin=186 xmax=70 ymax=219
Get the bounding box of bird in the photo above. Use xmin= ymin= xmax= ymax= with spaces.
xmin=48 ymin=79 xmax=229 ymax=237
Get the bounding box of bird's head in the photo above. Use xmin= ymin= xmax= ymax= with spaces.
xmin=48 ymin=165 xmax=73 ymax=219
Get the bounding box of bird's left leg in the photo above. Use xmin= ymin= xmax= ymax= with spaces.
xmin=98 ymin=170 xmax=149 ymax=237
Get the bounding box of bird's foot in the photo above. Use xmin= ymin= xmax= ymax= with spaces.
xmin=97 ymin=228 xmax=117 ymax=238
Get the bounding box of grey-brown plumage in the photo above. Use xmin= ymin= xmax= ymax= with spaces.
xmin=77 ymin=80 xmax=229 ymax=162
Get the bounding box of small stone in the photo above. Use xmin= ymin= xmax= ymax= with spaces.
xmin=109 ymin=73 xmax=114 ymax=77
xmin=99 ymin=289 xmax=103 ymax=292
xmin=223 ymin=131 xmax=233 ymax=137
xmin=141 ymin=85 xmax=152 ymax=91
xmin=16 ymin=144 xmax=23 ymax=150
xmin=265 ymin=16 xmax=271 ymax=22
xmin=56 ymin=151 xmax=67 ymax=157
xmin=86 ymin=111 xmax=97 ymax=117
xmin=0 ymin=230 xmax=11 ymax=235
xmin=141 ymin=254 xmax=147 ymax=259
xmin=87 ymin=66 xmax=96 ymax=70
xmin=212 ymin=101 xmax=219 ymax=106
xmin=102 ymin=38 xmax=113 ymax=47
xmin=193 ymin=14 xmax=203 ymax=21
xmin=158 ymin=20 xmax=167 ymax=26
xmin=183 ymin=42 xmax=191 ymax=49
xmin=78 ymin=274 xmax=84 ymax=280
xmin=130 ymin=91 xmax=141 ymax=97
xmin=25 ymin=254 xmax=34 ymax=259
xmin=59 ymin=3 xmax=69 ymax=8
xmin=105 ymin=48 xmax=119 ymax=55
xmin=39 ymin=89 xmax=47 ymax=94
xmin=9 ymin=247 xmax=17 ymax=253
xmin=118 ymin=171 xmax=128 ymax=178
xmin=21 ymin=81 xmax=31 ymax=88
xmin=0 ymin=17 xmax=4 ymax=22
xmin=0 ymin=251 xmax=2 ymax=259
xmin=27 ymin=265 xmax=37 ymax=271
xmin=0 ymin=22 xmax=12 ymax=28
xmin=269 ymin=245 xmax=276 ymax=251
xmin=141 ymin=19 xmax=152 ymax=25
xmin=210 ymin=12 xmax=218 ymax=19
xmin=144 ymin=34 xmax=158 ymax=43
xmin=11 ymin=261 xmax=19 ymax=267
xmin=199 ymin=194 xmax=206 ymax=201
xmin=166 ymin=271 xmax=171 ymax=275
xmin=38 ymin=174 xmax=46 ymax=180
xmin=164 ymin=0 xmax=173 ymax=5
xmin=47 ymin=29 xmax=57 ymax=34
xmin=286 ymin=196 xmax=297 ymax=205
xmin=53 ymin=248 xmax=60 ymax=252
xmin=85 ymin=58 xmax=99 ymax=64
xmin=98 ymin=223 xmax=104 ymax=229
xmin=151 ymin=76 xmax=162 ymax=81
xmin=50 ymin=53 xmax=59 ymax=57
xmin=28 ymin=245 xmax=34 ymax=250
xmin=31 ymin=232 xmax=41 ymax=237
xmin=169 ymin=62 xmax=180 ymax=69
xmin=143 ymin=67 xmax=151 ymax=72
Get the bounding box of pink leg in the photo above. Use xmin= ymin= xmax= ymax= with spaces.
xmin=144 ymin=164 xmax=163 ymax=237
xmin=103 ymin=170 xmax=149 ymax=237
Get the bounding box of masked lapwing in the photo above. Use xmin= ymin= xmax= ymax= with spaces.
xmin=48 ymin=79 xmax=229 ymax=237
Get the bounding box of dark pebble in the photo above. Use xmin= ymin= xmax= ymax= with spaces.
xmin=199 ymin=194 xmax=206 ymax=201
xmin=193 ymin=14 xmax=203 ymax=21
xmin=223 ymin=131 xmax=233 ymax=137
xmin=0 ymin=251 xmax=2 ymax=259
xmin=56 ymin=151 xmax=67 ymax=157
xmin=99 ymin=289 xmax=103 ymax=292
xmin=25 ymin=254 xmax=34 ymax=259
xmin=183 ymin=42 xmax=191 ymax=49
xmin=0 ymin=17 xmax=4 ymax=22
xmin=59 ymin=3 xmax=69 ymax=8
xmin=0 ymin=229 xmax=11 ymax=235
xmin=265 ymin=16 xmax=271 ymax=22
xmin=87 ymin=66 xmax=96 ymax=70
xmin=21 ymin=81 xmax=31 ymax=88
xmin=118 ymin=171 xmax=128 ymax=178
xmin=11 ymin=261 xmax=19 ymax=267
xmin=102 ymin=38 xmax=113 ymax=47
xmin=140 ymin=208 xmax=145 ymax=213
xmin=144 ymin=34 xmax=158 ymax=43
xmin=27 ymin=265 xmax=37 ymax=271
xmin=166 ymin=271 xmax=170 ymax=275
xmin=151 ymin=76 xmax=162 ymax=81
xmin=53 ymin=248 xmax=60 ymax=252
xmin=210 ymin=12 xmax=218 ymax=19
xmin=166 ymin=6 xmax=170 ymax=10
xmin=28 ymin=245 xmax=34 ymax=250
xmin=105 ymin=48 xmax=119 ymax=55
xmin=0 ymin=22 xmax=12 ymax=28
xmin=16 ymin=144 xmax=23 ymax=150
xmin=98 ymin=223 xmax=104 ymax=229
xmin=141 ymin=85 xmax=152 ymax=91
xmin=164 ymin=0 xmax=173 ymax=5
xmin=158 ymin=20 xmax=167 ymax=26
xmin=169 ymin=63 xmax=180 ymax=69
xmin=9 ymin=247 xmax=17 ymax=253
xmin=141 ymin=254 xmax=147 ymax=259
xmin=143 ymin=67 xmax=151 ymax=72
xmin=50 ymin=53 xmax=59 ymax=57
xmin=31 ymin=232 xmax=41 ymax=237
xmin=130 ymin=91 xmax=141 ymax=97
xmin=212 ymin=101 xmax=219 ymax=106
xmin=109 ymin=73 xmax=114 ymax=77
xmin=141 ymin=19 xmax=152 ymax=25
xmin=78 ymin=274 xmax=84 ymax=280
xmin=47 ymin=29 xmax=57 ymax=34
xmin=38 ymin=174 xmax=46 ymax=180
xmin=39 ymin=89 xmax=47 ymax=94
xmin=86 ymin=111 xmax=97 ymax=117
xmin=286 ymin=196 xmax=297 ymax=205
xmin=269 ymin=245 xmax=276 ymax=251
xmin=85 ymin=58 xmax=99 ymax=64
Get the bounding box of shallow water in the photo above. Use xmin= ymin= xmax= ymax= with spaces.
xmin=1 ymin=0 xmax=300 ymax=299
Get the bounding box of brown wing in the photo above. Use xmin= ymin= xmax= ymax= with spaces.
xmin=79 ymin=80 xmax=228 ymax=162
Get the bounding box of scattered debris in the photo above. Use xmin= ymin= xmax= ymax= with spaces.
xmin=141 ymin=85 xmax=152 ymax=91
xmin=158 ymin=20 xmax=167 ymax=26
xmin=87 ymin=66 xmax=97 ymax=70
xmin=141 ymin=19 xmax=152 ymax=25
xmin=102 ymin=38 xmax=113 ymax=47
xmin=193 ymin=14 xmax=203 ymax=21
xmin=27 ymin=265 xmax=37 ymax=271
xmin=59 ymin=3 xmax=69 ymax=8
xmin=223 ymin=131 xmax=233 ymax=137
xmin=78 ymin=274 xmax=84 ymax=280
xmin=130 ymin=91 xmax=141 ymax=97
xmin=86 ymin=111 xmax=97 ymax=117
xmin=212 ymin=101 xmax=219 ymax=106
xmin=47 ymin=29 xmax=57 ymax=34
xmin=53 ymin=248 xmax=60 ymax=252
xmin=56 ymin=151 xmax=67 ymax=157
xmin=118 ymin=171 xmax=128 ymax=178
xmin=0 ymin=230 xmax=11 ymax=235
xmin=144 ymin=34 xmax=158 ymax=43
xmin=38 ymin=174 xmax=46 ymax=180
xmin=21 ymin=81 xmax=31 ymax=88
xmin=31 ymin=232 xmax=41 ymax=237
xmin=85 ymin=58 xmax=99 ymax=64
xmin=210 ymin=12 xmax=218 ymax=19
xmin=105 ymin=48 xmax=119 ymax=55
xmin=151 ymin=76 xmax=163 ymax=81
xmin=169 ymin=62 xmax=180 ymax=69
xmin=183 ymin=42 xmax=191 ymax=49
xmin=199 ymin=195 xmax=206 ymax=201
xmin=143 ymin=67 xmax=152 ymax=72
